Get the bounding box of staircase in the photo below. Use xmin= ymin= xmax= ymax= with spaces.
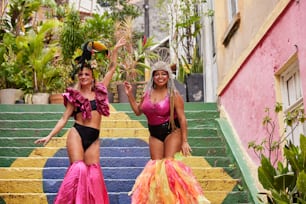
xmin=0 ymin=103 xmax=253 ymax=204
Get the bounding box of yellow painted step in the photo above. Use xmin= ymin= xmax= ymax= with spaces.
xmin=0 ymin=167 xmax=229 ymax=180
xmin=0 ymin=180 xmax=43 ymax=193
xmin=101 ymin=120 xmax=145 ymax=128
xmin=100 ymin=128 xmax=149 ymax=137
xmin=8 ymin=156 xmax=211 ymax=168
xmin=8 ymin=157 xmax=49 ymax=167
xmin=106 ymin=112 xmax=134 ymax=120
xmin=205 ymin=191 xmax=238 ymax=204
xmin=0 ymin=168 xmax=42 ymax=179
xmin=192 ymin=167 xmax=236 ymax=179
xmin=198 ymin=179 xmax=238 ymax=191
xmin=0 ymin=193 xmax=48 ymax=204
xmin=47 ymin=136 xmax=149 ymax=147
xmin=0 ymin=191 xmax=232 ymax=204
xmin=0 ymin=178 xmax=237 ymax=193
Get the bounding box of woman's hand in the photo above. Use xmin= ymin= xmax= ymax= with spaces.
xmin=181 ymin=141 xmax=192 ymax=156
xmin=34 ymin=135 xmax=52 ymax=146
xmin=124 ymin=81 xmax=133 ymax=96
xmin=114 ymin=37 xmax=126 ymax=51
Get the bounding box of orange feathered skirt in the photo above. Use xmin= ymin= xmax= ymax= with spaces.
xmin=129 ymin=155 xmax=210 ymax=204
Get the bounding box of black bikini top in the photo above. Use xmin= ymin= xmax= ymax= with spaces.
xmin=74 ymin=100 xmax=97 ymax=114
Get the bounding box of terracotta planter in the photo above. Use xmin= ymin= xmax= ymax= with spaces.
xmin=0 ymin=88 xmax=24 ymax=104
xmin=49 ymin=93 xmax=64 ymax=104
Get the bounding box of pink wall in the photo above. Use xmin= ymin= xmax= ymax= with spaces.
xmin=219 ymin=1 xmax=306 ymax=165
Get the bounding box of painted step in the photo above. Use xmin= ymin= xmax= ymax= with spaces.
xmin=0 ymin=166 xmax=240 ymax=180
xmin=0 ymin=178 xmax=239 ymax=194
xmin=1 ymin=155 xmax=234 ymax=168
xmin=0 ymin=128 xmax=149 ymax=137
xmin=0 ymin=119 xmax=149 ymax=128
xmin=0 ymin=146 xmax=228 ymax=157
xmin=0 ymin=136 xmax=224 ymax=148
xmin=0 ymin=127 xmax=219 ymax=138
xmin=0 ymin=190 xmax=251 ymax=204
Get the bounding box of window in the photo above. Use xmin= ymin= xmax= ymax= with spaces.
xmin=280 ymin=59 xmax=305 ymax=145
xmin=222 ymin=0 xmax=240 ymax=46
xmin=228 ymin=0 xmax=238 ymax=21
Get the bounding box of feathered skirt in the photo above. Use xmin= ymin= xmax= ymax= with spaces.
xmin=129 ymin=156 xmax=210 ymax=204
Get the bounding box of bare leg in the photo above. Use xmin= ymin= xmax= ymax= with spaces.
xmin=149 ymin=136 xmax=165 ymax=160
xmin=66 ymin=128 xmax=85 ymax=163
xmin=84 ymin=138 xmax=101 ymax=165
xmin=164 ymin=129 xmax=182 ymax=158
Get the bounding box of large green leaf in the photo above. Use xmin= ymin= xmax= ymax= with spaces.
xmin=297 ymin=171 xmax=306 ymax=194
xmin=284 ymin=142 xmax=301 ymax=173
xmin=301 ymin=135 xmax=306 ymax=169
xmin=271 ymin=189 xmax=290 ymax=204
xmin=258 ymin=156 xmax=277 ymax=190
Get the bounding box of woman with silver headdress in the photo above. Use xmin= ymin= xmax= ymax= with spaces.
xmin=124 ymin=61 xmax=210 ymax=203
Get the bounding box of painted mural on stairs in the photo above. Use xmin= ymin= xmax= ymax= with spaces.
xmin=0 ymin=104 xmax=244 ymax=204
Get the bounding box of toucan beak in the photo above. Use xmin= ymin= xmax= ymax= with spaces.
xmin=92 ymin=41 xmax=108 ymax=51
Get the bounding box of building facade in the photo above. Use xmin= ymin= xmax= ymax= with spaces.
xmin=214 ymin=0 xmax=305 ymax=169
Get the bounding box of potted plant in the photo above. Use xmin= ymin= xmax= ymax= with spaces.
xmin=113 ymin=17 xmax=158 ymax=102
xmin=168 ymin=0 xmax=209 ymax=102
xmin=183 ymin=47 xmax=204 ymax=102
xmin=0 ymin=0 xmax=58 ymax=104
xmin=0 ymin=33 xmax=29 ymax=104
xmin=48 ymin=60 xmax=72 ymax=104
xmin=15 ymin=19 xmax=61 ymax=104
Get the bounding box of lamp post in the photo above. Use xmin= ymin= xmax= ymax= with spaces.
xmin=144 ymin=0 xmax=149 ymax=37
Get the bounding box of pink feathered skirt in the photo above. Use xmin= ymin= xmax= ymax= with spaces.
xmin=129 ymin=157 xmax=211 ymax=204
xmin=54 ymin=161 xmax=109 ymax=204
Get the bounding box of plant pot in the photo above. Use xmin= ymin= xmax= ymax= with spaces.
xmin=32 ymin=93 xmax=50 ymax=104
xmin=108 ymin=92 xmax=114 ymax=103
xmin=49 ymin=93 xmax=64 ymax=104
xmin=117 ymin=83 xmax=136 ymax=103
xmin=0 ymin=88 xmax=24 ymax=104
xmin=186 ymin=73 xmax=204 ymax=102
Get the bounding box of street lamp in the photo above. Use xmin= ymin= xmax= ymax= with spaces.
xmin=143 ymin=0 xmax=149 ymax=37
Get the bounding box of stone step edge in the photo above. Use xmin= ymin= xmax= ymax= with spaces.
xmin=0 ymin=118 xmax=216 ymax=122
xmin=0 ymin=110 xmax=218 ymax=114
xmin=0 ymin=178 xmax=238 ymax=182
xmin=0 ymin=190 xmax=242 ymax=195
xmin=0 ymin=127 xmax=218 ymax=130
xmin=0 ymin=136 xmax=221 ymax=139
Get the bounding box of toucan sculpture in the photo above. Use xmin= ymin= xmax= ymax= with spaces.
xmin=78 ymin=41 xmax=108 ymax=66
xmin=71 ymin=41 xmax=108 ymax=79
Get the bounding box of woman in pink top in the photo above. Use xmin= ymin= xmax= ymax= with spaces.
xmin=124 ymin=61 xmax=210 ymax=204
xmin=34 ymin=38 xmax=126 ymax=204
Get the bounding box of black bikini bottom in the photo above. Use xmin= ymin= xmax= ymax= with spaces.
xmin=73 ymin=123 xmax=100 ymax=151
xmin=148 ymin=119 xmax=180 ymax=142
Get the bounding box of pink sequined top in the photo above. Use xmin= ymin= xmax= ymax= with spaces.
xmin=62 ymin=82 xmax=110 ymax=119
xmin=141 ymin=91 xmax=177 ymax=125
